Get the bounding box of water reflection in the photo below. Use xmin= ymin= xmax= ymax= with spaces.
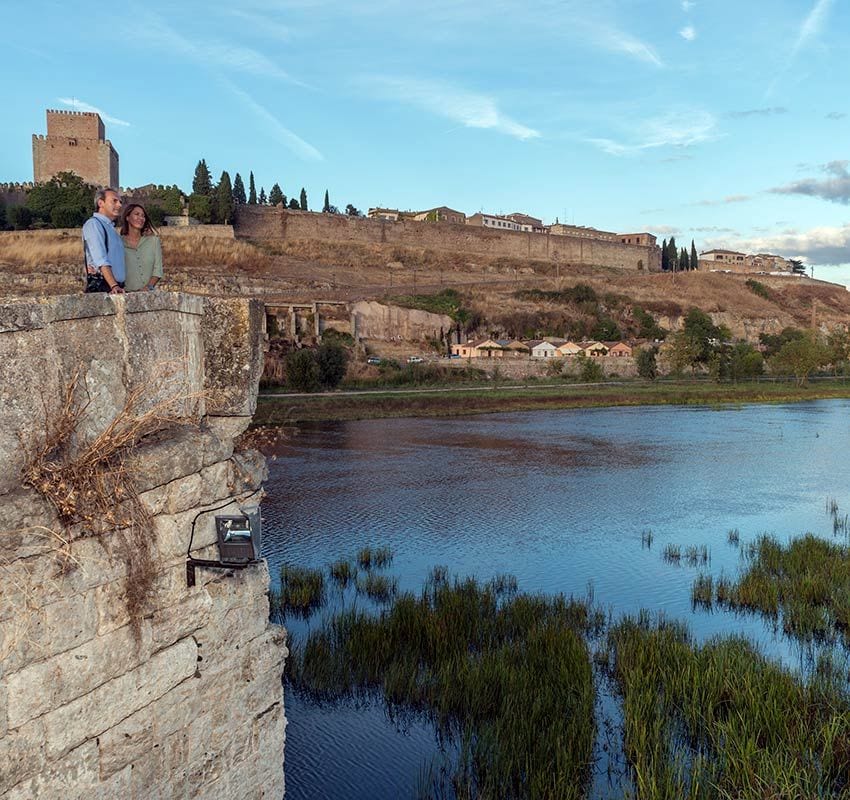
xmin=262 ymin=400 xmax=850 ymax=799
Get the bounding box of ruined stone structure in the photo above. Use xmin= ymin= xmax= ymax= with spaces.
xmin=235 ymin=207 xmax=661 ymax=272
xmin=32 ymin=110 xmax=119 ymax=187
xmin=0 ymin=292 xmax=286 ymax=799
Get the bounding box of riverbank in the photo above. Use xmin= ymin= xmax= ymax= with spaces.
xmin=254 ymin=378 xmax=850 ymax=424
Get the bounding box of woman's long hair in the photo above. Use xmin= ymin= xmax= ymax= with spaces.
xmin=119 ymin=203 xmax=157 ymax=236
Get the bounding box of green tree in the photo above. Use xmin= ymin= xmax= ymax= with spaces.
xmin=591 ymin=317 xmax=621 ymax=341
xmin=248 ymin=172 xmax=257 ymax=204
xmin=633 ymin=307 xmax=667 ymax=340
xmin=0 ymin=201 xmax=6 ymax=231
xmin=215 ymin=171 xmax=234 ymax=224
xmin=661 ymin=238 xmax=669 ymax=271
xmin=667 ymin=236 xmax=678 ymax=272
xmin=636 ymin=347 xmax=658 ymax=380
xmin=322 ymin=190 xmax=331 ymax=213
xmin=27 ymin=171 xmax=92 ymax=227
xmin=759 ymin=327 xmax=805 ymax=359
xmin=232 ymin=173 xmax=246 ymax=205
xmin=728 ymin=343 xmax=764 ymax=381
xmin=575 ymin=352 xmax=604 ymax=382
xmin=316 ymin=343 xmax=348 ymax=388
xmin=679 ymin=247 xmax=689 ymax=272
xmin=345 ymin=204 xmax=363 ymax=217
xmin=827 ymin=328 xmax=850 ymax=373
xmin=770 ymin=333 xmax=830 ymax=386
xmin=789 ymin=258 xmax=806 ymax=275
xmin=690 ymin=240 xmax=699 ymax=271
xmin=285 ymin=349 xmax=320 ymax=392
xmin=192 ymin=159 xmax=213 ymax=196
xmin=269 ymin=183 xmax=285 ymax=206
xmin=188 ymin=193 xmax=212 ymax=224
xmin=259 ymin=187 xmax=267 ymax=205
xmin=288 ymin=198 xmax=300 ymax=210
xmin=681 ymin=308 xmax=728 ymax=366
xmin=8 ymin=205 xmax=34 ymax=230
xmin=299 ymin=187 xmax=308 ymax=211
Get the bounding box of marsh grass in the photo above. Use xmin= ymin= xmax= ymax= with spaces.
xmin=662 ymin=543 xmax=681 ymax=564
xmin=606 ymin=613 xmax=850 ymax=799
xmin=357 ymin=545 xmax=394 ymax=570
xmin=684 ymin=544 xmax=709 ymax=566
xmin=274 ymin=564 xmax=325 ymax=617
xmin=290 ymin=571 xmax=604 ymax=798
xmin=703 ymin=534 xmax=850 ymax=643
xmin=329 ymin=559 xmax=357 ymax=588
xmin=727 ymin=527 xmax=740 ymax=546
xmin=356 ymin=572 xmax=398 ymax=602
xmin=641 ymin=529 xmax=654 ymax=548
xmin=691 ymin=574 xmax=713 ymax=608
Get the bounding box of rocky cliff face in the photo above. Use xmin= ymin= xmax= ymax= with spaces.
xmin=0 ymin=293 xmax=286 ymax=799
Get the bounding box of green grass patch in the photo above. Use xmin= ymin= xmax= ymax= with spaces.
xmin=604 ymin=612 xmax=850 ymax=798
xmin=355 ymin=572 xmax=398 ymax=602
xmin=273 ymin=564 xmax=325 ymax=618
xmin=289 ymin=570 xmax=604 ymax=798
xmin=329 ymin=559 xmax=357 ymax=588
xmin=383 ymin=288 xmax=471 ymax=323
xmin=356 ymin=546 xmax=394 ymax=570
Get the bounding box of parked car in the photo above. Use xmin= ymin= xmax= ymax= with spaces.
xmin=366 ymin=356 xmax=382 ymax=365
xmin=407 ymin=356 xmax=425 ymax=364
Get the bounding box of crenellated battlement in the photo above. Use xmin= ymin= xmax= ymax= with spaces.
xmin=33 ymin=108 xmax=118 ymax=186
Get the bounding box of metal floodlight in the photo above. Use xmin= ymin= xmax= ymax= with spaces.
xmin=186 ymin=498 xmax=263 ymax=587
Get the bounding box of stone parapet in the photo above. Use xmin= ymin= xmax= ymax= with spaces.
xmin=0 ymin=293 xmax=286 ymax=799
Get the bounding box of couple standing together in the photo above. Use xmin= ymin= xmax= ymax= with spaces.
xmin=83 ymin=187 xmax=163 ymax=294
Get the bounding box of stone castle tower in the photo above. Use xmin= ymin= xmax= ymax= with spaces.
xmin=32 ymin=109 xmax=120 ymax=187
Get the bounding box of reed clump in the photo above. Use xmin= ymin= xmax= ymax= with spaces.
xmin=355 ymin=572 xmax=398 ymax=603
xmin=605 ymin=613 xmax=850 ymax=798
xmin=274 ymin=564 xmax=325 ymax=617
xmin=641 ymin=529 xmax=654 ymax=548
xmin=290 ymin=571 xmax=604 ymax=798
xmin=727 ymin=527 xmax=740 ymax=545
xmin=662 ymin=543 xmax=681 ymax=564
xmin=329 ymin=558 xmax=357 ymax=588
xmin=357 ymin=545 xmax=394 ymax=569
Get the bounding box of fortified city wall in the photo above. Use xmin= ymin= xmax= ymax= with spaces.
xmin=234 ymin=207 xmax=662 ymax=272
xmin=0 ymin=292 xmax=286 ymax=799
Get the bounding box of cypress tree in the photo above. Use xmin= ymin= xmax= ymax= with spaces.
xmin=215 ymin=171 xmax=234 ymax=224
xmin=299 ymin=187 xmax=308 ymax=211
xmin=233 ymin=173 xmax=246 ymax=205
xmin=667 ymin=236 xmax=678 ymax=272
xmin=269 ymin=183 xmax=285 ymax=206
xmin=248 ymin=172 xmax=257 ymax=204
xmin=192 ymin=159 xmax=213 ymax=196
xmin=661 ymin=238 xmax=669 ymax=271
xmin=691 ymin=240 xmax=699 ymax=272
xmin=322 ymin=190 xmax=331 ymax=213
xmin=680 ymin=246 xmax=689 ymax=272
xmin=259 ymin=187 xmax=267 ymax=205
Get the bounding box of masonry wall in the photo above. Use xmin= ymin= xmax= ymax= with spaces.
xmin=0 ymin=293 xmax=286 ymax=799
xmin=235 ymin=207 xmax=661 ymax=272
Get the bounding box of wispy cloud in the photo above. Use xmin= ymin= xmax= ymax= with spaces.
xmin=728 ymin=107 xmax=787 ymax=119
xmin=826 ymin=111 xmax=846 ymax=120
xmin=588 ymin=110 xmax=717 ymax=156
xmin=58 ymin=97 xmax=130 ymax=127
xmin=593 ymin=26 xmax=662 ymax=66
xmin=791 ymin=0 xmax=834 ymax=57
xmin=692 ymin=194 xmax=752 ymax=207
xmin=771 ymin=160 xmax=850 ymax=204
xmin=220 ymin=79 xmax=322 ymax=161
xmin=229 ymin=9 xmax=293 ymax=40
xmin=679 ymin=26 xmax=696 ymax=42
xmin=359 ymin=76 xmax=540 ymax=141
xmin=136 ymin=12 xmax=301 ymax=84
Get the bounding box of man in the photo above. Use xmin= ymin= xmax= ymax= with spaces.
xmin=82 ymin=187 xmax=125 ymax=294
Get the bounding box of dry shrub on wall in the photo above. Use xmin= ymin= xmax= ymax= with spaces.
xmin=20 ymin=365 xmax=200 ymax=640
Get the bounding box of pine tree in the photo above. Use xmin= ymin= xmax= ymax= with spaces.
xmin=322 ymin=190 xmax=330 ymax=213
xmin=215 ymin=171 xmax=234 ymax=224
xmin=232 ymin=173 xmax=246 ymax=205
xmin=299 ymin=187 xmax=308 ymax=211
xmin=269 ymin=183 xmax=285 ymax=206
xmin=259 ymin=187 xmax=267 ymax=205
xmin=661 ymin=238 xmax=669 ymax=271
xmin=691 ymin=240 xmax=698 ymax=272
xmin=248 ymin=172 xmax=257 ymax=204
xmin=680 ymin=246 xmax=689 ymax=272
xmin=192 ymin=159 xmax=213 ymax=196
xmin=288 ymin=198 xmax=300 ymax=210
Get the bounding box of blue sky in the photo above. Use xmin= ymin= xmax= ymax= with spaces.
xmin=3 ymin=0 xmax=850 ymax=282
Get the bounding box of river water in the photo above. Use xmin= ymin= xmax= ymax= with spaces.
xmin=261 ymin=400 xmax=850 ymax=799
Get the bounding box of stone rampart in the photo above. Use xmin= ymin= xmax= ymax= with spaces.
xmin=0 ymin=293 xmax=285 ymax=799
xmin=234 ymin=207 xmax=661 ymax=272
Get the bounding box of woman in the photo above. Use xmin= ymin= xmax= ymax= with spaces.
xmin=120 ymin=203 xmax=163 ymax=292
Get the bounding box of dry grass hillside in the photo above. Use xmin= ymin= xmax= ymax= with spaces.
xmin=2 ymin=227 xmax=848 ymax=340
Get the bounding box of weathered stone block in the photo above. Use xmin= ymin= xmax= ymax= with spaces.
xmin=97 ymin=705 xmax=156 ymax=779
xmin=43 ymin=637 xmax=198 ymax=759
xmin=6 ymin=623 xmax=150 ymax=729
xmin=0 ymin=718 xmax=44 ymax=793
xmin=151 ymin=590 xmax=212 ymax=652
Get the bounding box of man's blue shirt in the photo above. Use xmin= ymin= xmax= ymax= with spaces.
xmin=82 ymin=212 xmax=126 ymax=282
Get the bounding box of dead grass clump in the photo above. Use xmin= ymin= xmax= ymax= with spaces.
xmin=161 ymin=235 xmax=271 ymax=272
xmin=0 ymin=229 xmax=80 ymax=266
xmin=21 ymin=366 xmax=195 ymax=639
